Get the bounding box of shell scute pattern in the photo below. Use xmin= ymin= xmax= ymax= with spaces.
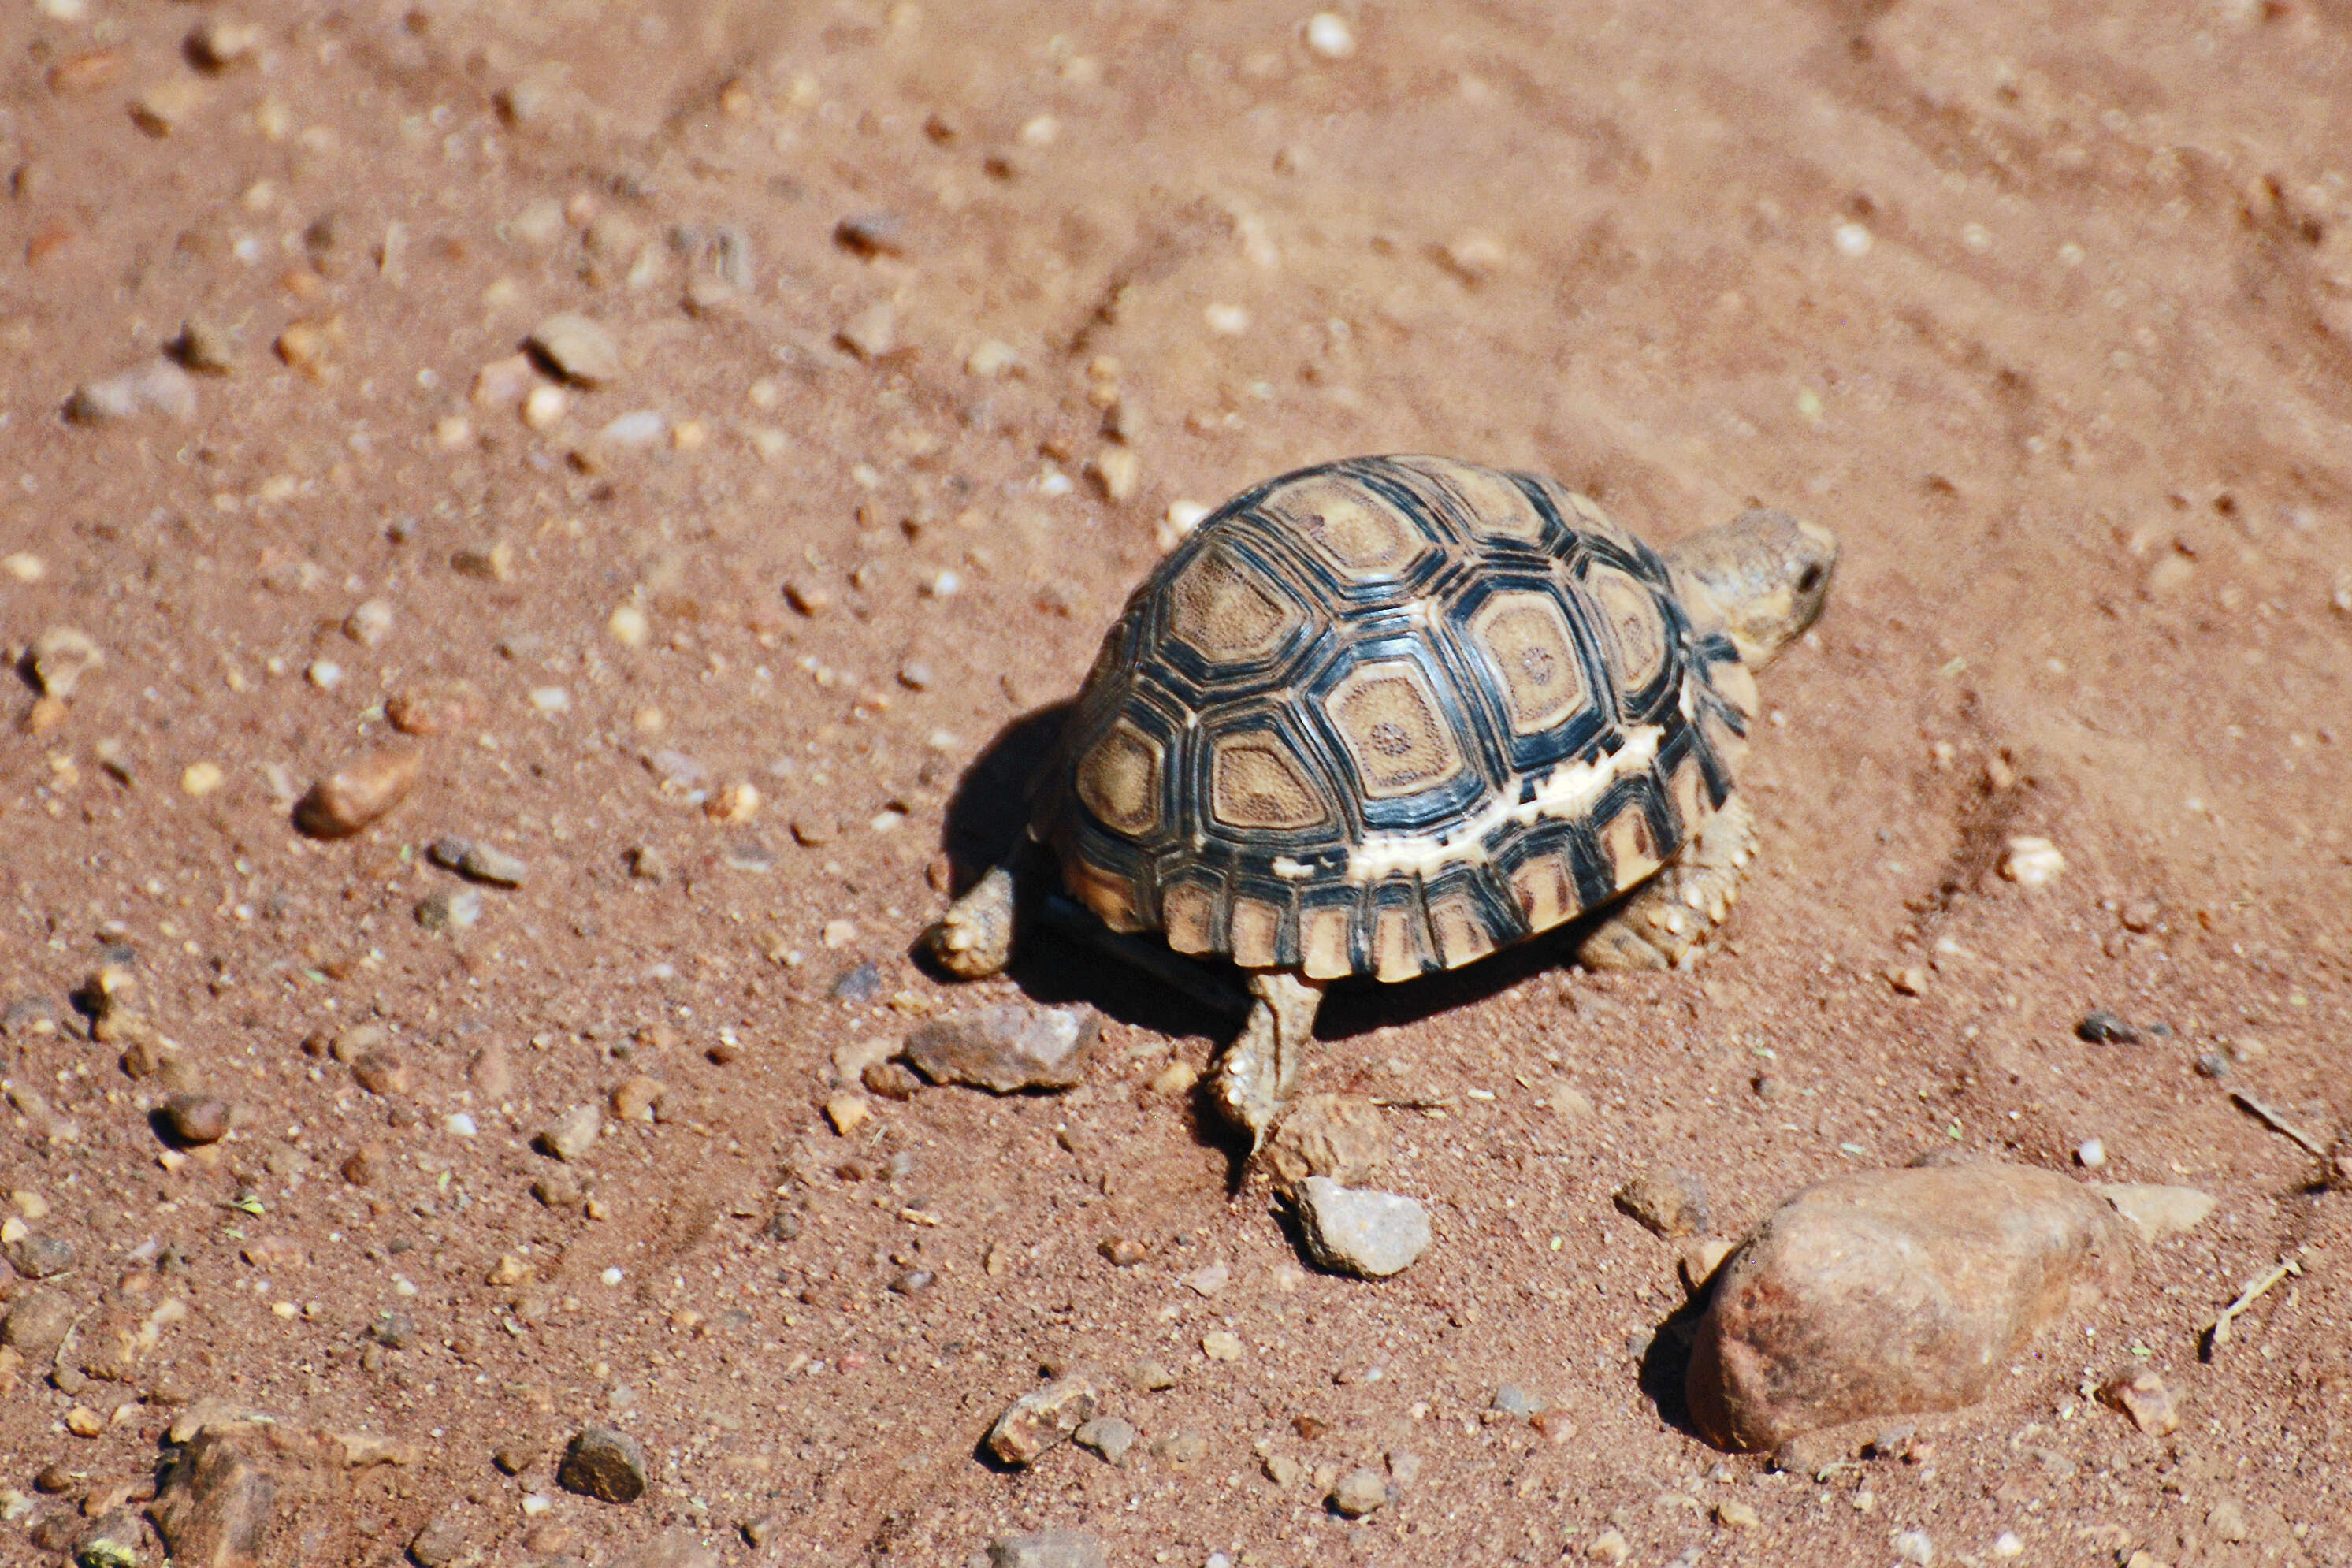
xmin=1041 ymin=456 xmax=1752 ymax=979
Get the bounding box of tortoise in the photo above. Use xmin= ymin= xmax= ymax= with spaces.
xmin=924 ymin=455 xmax=1836 ymax=1146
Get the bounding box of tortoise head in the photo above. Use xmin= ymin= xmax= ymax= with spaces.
xmin=1667 ymin=507 xmax=1838 ymax=669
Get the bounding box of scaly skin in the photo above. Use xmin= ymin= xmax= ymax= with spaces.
xmin=1577 ymin=796 xmax=1756 ymax=972
xmin=1208 ymin=971 xmax=1325 ymax=1150
xmin=923 ymin=864 xmax=1017 ymax=979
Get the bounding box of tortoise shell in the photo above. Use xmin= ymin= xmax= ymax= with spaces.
xmin=1031 ymin=455 xmax=1759 ymax=983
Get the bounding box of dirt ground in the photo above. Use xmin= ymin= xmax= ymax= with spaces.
xmin=1 ymin=0 xmax=2349 ymax=1564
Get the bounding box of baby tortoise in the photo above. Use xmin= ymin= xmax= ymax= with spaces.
xmin=926 ymin=455 xmax=1836 ymax=1146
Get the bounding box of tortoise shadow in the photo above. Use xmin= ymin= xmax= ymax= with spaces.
xmin=926 ymin=701 xmax=1247 ymax=1053
xmin=925 ymin=704 xmax=1659 ymax=1165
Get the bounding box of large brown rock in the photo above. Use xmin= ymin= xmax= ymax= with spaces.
xmin=150 ymin=1429 xmax=277 ymax=1568
xmin=1685 ymin=1161 xmax=2135 ymax=1451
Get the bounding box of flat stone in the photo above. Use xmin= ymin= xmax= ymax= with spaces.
xmin=537 ymin=1105 xmax=603 ymax=1162
xmin=557 ymin=1426 xmax=648 ymax=1503
xmin=1613 ymin=1166 xmax=1711 ymax=1239
xmin=1685 ymin=1161 xmax=2135 ymax=1451
xmin=985 ymin=1377 xmax=1098 ymax=1466
xmin=150 ymin=1428 xmax=276 ymax=1568
xmin=2096 ymin=1183 xmax=2217 ymax=1243
xmin=1264 ymin=1094 xmax=1389 ymax=1198
xmin=1295 ymin=1177 xmax=1432 ymax=1279
xmin=1329 ymin=1467 xmax=1388 ymax=1517
xmin=988 ymin=1532 xmax=1105 ymax=1568
xmin=529 ymin=314 xmax=622 ymax=385
xmin=294 ymin=750 xmax=422 ymax=839
xmin=901 ymin=1005 xmax=1097 ymax=1094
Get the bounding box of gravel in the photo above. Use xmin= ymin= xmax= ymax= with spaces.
xmin=901 ymin=1005 xmax=1097 ymax=1093
xmin=1612 ymin=1166 xmax=1712 ymax=1239
xmin=294 ymin=750 xmax=423 ymax=839
xmin=984 ymin=1376 xmax=1098 ymax=1466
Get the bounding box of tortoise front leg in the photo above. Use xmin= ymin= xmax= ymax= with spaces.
xmin=1577 ymin=796 xmax=1756 ymax=972
xmin=1209 ymin=971 xmax=1325 ymax=1150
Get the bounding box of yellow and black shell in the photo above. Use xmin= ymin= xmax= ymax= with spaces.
xmin=1032 ymin=455 xmax=1758 ymax=983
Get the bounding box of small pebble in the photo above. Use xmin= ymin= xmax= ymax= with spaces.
xmin=30 ymin=627 xmax=102 ymax=697
xmin=984 ymin=1376 xmax=1098 ymax=1466
xmin=1892 ymin=1529 xmax=1934 ymax=1565
xmin=1201 ymin=1331 xmax=1243 ymax=1362
xmin=2194 ymin=1052 xmax=2231 ymax=1079
xmin=1304 ymin=12 xmax=1357 ymax=58
xmin=429 ymin=837 xmax=529 ymax=887
xmin=161 ymin=1093 xmax=230 ymax=1146
xmin=414 ymin=888 xmax=483 ymax=933
xmin=1295 ymin=1178 xmax=1431 ymax=1278
xmin=2000 ymin=836 xmax=2065 ymax=887
xmin=65 ymin=360 xmax=197 ymax=424
xmin=2096 ymin=1183 xmax=2217 ymax=1242
xmin=2098 ymin=1369 xmax=2179 ymax=1436
xmin=1715 ymin=1499 xmax=1760 ymax=1529
xmin=825 ymin=1094 xmax=871 ymax=1136
xmin=834 ymin=212 xmax=906 ymax=258
xmin=529 ymin=314 xmax=622 ymax=385
xmin=6 ymin=1232 xmax=76 ymax=1279
xmin=1613 ymin=1167 xmax=1712 ymax=1239
xmin=386 ymin=680 xmax=483 ymax=737
xmin=1328 ymin=1467 xmax=1386 ymax=1517
xmin=537 ymin=1104 xmax=603 ymax=1161
xmin=1990 ymin=1533 xmax=2023 ymax=1559
xmin=2 ymin=1287 xmax=75 ymax=1354
xmin=555 ymin=1426 xmax=647 ymax=1503
xmin=1072 ymin=1416 xmax=1134 ymax=1465
xmin=344 ymin=599 xmax=395 ymax=647
xmin=295 ymin=749 xmax=423 ymax=839
xmin=2075 ymin=1011 xmax=2140 ymax=1044
xmin=838 ymin=303 xmax=896 ymax=360
xmin=988 ymin=1533 xmax=1106 ymax=1568
xmin=610 ymin=1076 xmax=664 ymax=1122
xmin=2075 ymin=1139 xmax=2106 ymax=1169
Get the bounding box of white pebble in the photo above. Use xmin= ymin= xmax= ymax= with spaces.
xmin=1990 ymin=1533 xmax=2023 ymax=1559
xmin=306 ymin=660 xmax=344 ymax=691
xmin=1157 ymin=500 xmax=1211 ymax=553
xmin=528 ymin=686 xmax=570 ymax=715
xmin=1834 ymin=221 xmax=1874 ymax=258
xmin=598 ymin=410 xmax=667 ymax=448
xmin=1960 ymin=223 xmax=1993 ymax=253
xmin=1892 ymin=1529 xmax=1934 ymax=1565
xmin=600 ymin=1266 xmax=624 ymax=1286
xmin=1305 ymin=12 xmax=1356 ymax=58
xmin=2075 ymin=1138 xmax=2105 ymax=1169
xmin=608 ymin=603 xmax=650 ymax=648
xmin=2000 ymin=835 xmax=2065 ymax=887
xmin=444 ymin=1113 xmax=478 ymax=1138
xmin=520 ymin=1494 xmax=552 ymax=1517
xmin=920 ymin=570 xmax=960 ymax=599
xmin=964 ymin=340 xmax=1019 ymax=377
xmin=1205 ymin=303 xmax=1251 ymax=336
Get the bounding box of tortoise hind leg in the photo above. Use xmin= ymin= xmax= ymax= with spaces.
xmin=1209 ymin=972 xmax=1325 ymax=1150
xmin=923 ymin=862 xmax=1020 ymax=979
xmin=1578 ymin=796 xmax=1757 ymax=972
